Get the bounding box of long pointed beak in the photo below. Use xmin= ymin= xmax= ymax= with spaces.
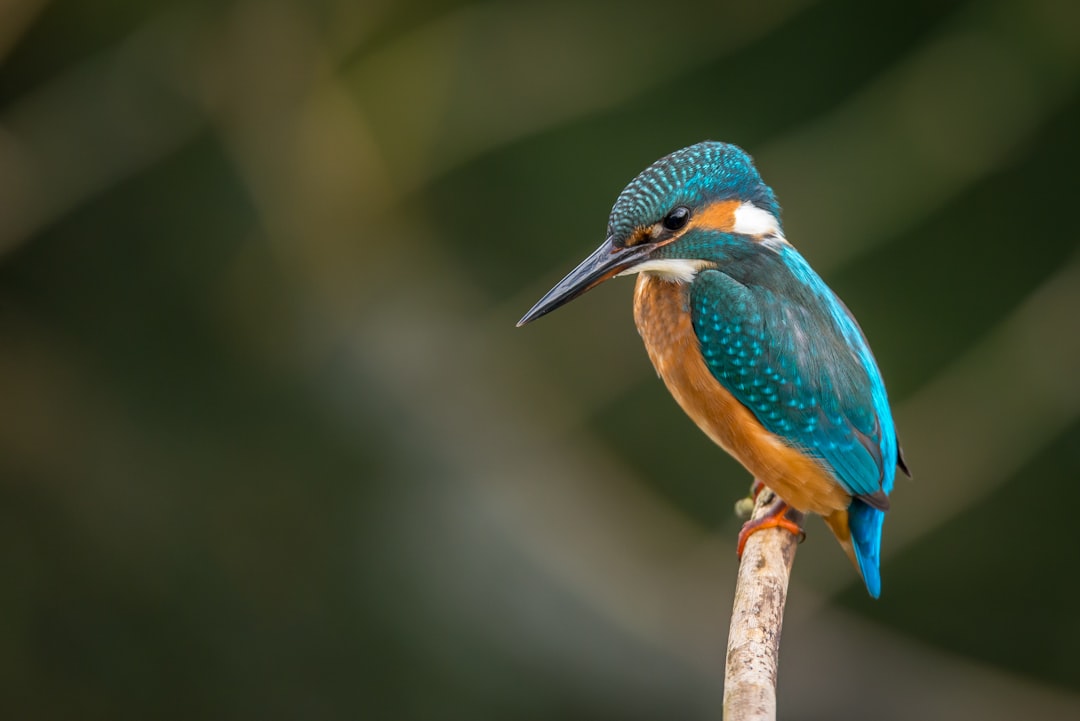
xmin=517 ymin=236 xmax=650 ymax=327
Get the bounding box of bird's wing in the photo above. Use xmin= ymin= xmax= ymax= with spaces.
xmin=689 ymin=267 xmax=893 ymax=504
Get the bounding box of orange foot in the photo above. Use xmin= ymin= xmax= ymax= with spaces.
xmin=736 ymin=494 xmax=806 ymax=557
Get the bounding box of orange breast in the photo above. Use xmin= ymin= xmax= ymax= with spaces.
xmin=632 ymin=273 xmax=850 ymax=517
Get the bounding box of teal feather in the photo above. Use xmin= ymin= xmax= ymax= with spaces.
xmin=848 ymin=501 xmax=885 ymax=598
xmin=684 ymin=244 xmax=896 ymax=504
xmin=683 ymin=235 xmax=898 ymax=596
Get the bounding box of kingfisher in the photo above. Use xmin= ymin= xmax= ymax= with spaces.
xmin=517 ymin=141 xmax=908 ymax=597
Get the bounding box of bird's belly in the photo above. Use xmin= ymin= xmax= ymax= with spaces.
xmin=632 ymin=273 xmax=849 ymax=516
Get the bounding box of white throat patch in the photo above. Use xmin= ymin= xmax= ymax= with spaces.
xmin=618 ymin=258 xmax=711 ymax=284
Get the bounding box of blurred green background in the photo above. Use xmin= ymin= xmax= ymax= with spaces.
xmin=2 ymin=0 xmax=1079 ymax=718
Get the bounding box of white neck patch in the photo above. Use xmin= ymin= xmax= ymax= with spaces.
xmin=732 ymin=202 xmax=783 ymax=239
xmin=618 ymin=258 xmax=711 ymax=284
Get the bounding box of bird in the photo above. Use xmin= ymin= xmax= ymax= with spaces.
xmin=517 ymin=141 xmax=908 ymax=597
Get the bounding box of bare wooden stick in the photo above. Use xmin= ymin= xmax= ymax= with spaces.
xmin=723 ymin=486 xmax=804 ymax=721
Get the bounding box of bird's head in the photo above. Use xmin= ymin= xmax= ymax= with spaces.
xmin=518 ymin=141 xmax=782 ymax=326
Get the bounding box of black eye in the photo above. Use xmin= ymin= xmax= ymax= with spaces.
xmin=662 ymin=206 xmax=691 ymax=231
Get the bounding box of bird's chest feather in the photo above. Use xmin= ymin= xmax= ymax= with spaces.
xmin=632 ymin=273 xmax=848 ymax=515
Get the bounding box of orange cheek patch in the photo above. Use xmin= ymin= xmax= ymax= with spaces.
xmin=688 ymin=199 xmax=741 ymax=233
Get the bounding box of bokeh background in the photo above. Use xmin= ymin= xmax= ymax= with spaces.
xmin=2 ymin=0 xmax=1079 ymax=718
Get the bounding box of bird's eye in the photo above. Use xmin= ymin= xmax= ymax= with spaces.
xmin=662 ymin=206 xmax=691 ymax=231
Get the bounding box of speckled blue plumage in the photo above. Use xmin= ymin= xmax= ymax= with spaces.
xmin=686 ymin=248 xmax=895 ymax=597
xmin=610 ymin=142 xmax=902 ymax=597
xmin=608 ymin=143 xmax=780 ymax=241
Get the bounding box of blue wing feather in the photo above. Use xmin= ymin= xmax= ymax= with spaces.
xmin=688 ymin=246 xmax=898 ymax=502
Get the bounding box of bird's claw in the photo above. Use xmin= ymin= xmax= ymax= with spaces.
xmin=736 ymin=495 xmax=806 ymax=556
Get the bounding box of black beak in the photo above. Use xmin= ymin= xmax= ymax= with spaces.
xmin=517 ymin=236 xmax=651 ymax=327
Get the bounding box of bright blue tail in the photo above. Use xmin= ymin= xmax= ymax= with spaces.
xmin=848 ymin=500 xmax=885 ymax=598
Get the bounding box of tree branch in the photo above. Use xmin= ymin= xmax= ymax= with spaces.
xmin=723 ymin=486 xmax=804 ymax=721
